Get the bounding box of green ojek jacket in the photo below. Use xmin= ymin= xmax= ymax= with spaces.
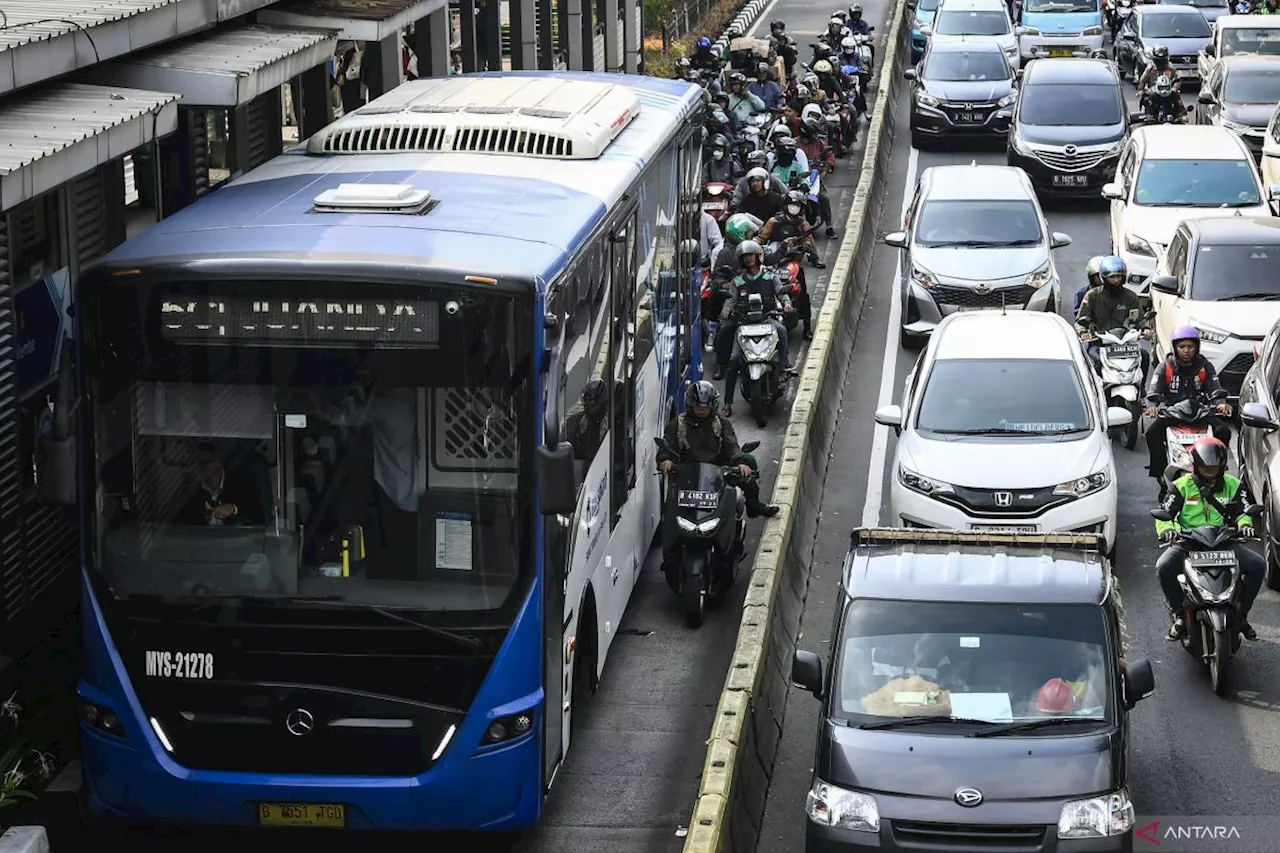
xmin=1154 ymin=473 xmax=1254 ymax=536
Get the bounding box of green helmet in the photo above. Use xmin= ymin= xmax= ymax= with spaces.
xmin=1085 ymin=256 xmax=1105 ymax=280
xmin=725 ymin=212 xmax=763 ymax=245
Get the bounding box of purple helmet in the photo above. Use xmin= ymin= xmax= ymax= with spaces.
xmin=1171 ymin=325 xmax=1200 ymax=345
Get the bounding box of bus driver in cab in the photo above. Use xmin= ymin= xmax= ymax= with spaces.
xmin=183 ymin=443 xmax=266 ymax=527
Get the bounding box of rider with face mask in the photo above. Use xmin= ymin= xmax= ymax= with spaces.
xmin=750 ymin=63 xmax=784 ymax=109
xmin=720 ymin=241 xmax=794 ymax=413
xmin=822 ymin=16 xmax=852 ymax=51
xmin=1075 ymin=255 xmax=1149 ymax=375
xmin=1154 ymin=437 xmax=1264 ymax=642
xmin=847 ymin=3 xmax=872 ymax=35
xmin=704 ymin=133 xmax=744 ymax=183
xmin=770 ymin=136 xmax=809 ymax=187
xmin=1144 ymin=326 xmax=1233 ymax=492
xmin=796 ymin=115 xmax=839 ymax=237
xmin=760 ymin=190 xmax=821 ymax=339
xmin=770 ymin=20 xmax=798 ymax=76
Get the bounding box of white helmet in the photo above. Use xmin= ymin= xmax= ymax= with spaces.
xmin=801 ymin=102 xmax=823 ymax=122
xmin=746 ymin=166 xmax=770 ymax=182
xmin=841 ymin=35 xmax=858 ymax=52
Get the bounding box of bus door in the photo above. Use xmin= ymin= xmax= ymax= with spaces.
xmin=605 ymin=207 xmax=640 ymax=615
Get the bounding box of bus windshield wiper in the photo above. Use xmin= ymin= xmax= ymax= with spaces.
xmin=967 ymin=717 xmax=1101 ymax=737
xmin=858 ymin=715 xmax=992 ymax=730
xmin=276 ymin=598 xmax=483 ymax=652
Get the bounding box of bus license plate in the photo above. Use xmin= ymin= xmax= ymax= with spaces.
xmin=1052 ymin=174 xmax=1088 ymax=187
xmin=1187 ymin=550 xmax=1236 ymax=568
xmin=258 ymin=803 xmax=346 ymax=828
xmin=678 ymin=490 xmax=720 ymax=509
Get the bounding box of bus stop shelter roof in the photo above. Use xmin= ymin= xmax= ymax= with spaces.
xmin=85 ymin=24 xmax=340 ymax=108
xmin=0 ymin=82 xmax=180 ymax=212
xmin=259 ymin=0 xmax=449 ymax=43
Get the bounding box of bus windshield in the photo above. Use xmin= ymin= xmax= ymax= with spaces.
xmin=84 ymin=278 xmax=534 ymax=617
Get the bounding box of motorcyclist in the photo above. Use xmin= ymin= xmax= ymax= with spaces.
xmin=704 ymin=133 xmax=744 ymax=183
xmin=1154 ymin=437 xmax=1264 ymax=642
xmin=1075 ymin=255 xmax=1150 ymax=376
xmin=759 ymin=190 xmax=822 ymax=338
xmin=1073 ymin=255 xmax=1106 ymax=312
xmin=732 ymin=166 xmax=787 ymax=223
xmin=1137 ymin=46 xmax=1181 ymax=106
xmin=839 ymin=36 xmax=871 ymax=108
xmin=770 ymin=136 xmax=809 ymax=187
xmin=1263 ymin=0 xmax=1279 ymax=13
xmin=769 ymin=20 xmax=798 ymax=76
xmin=796 ymin=114 xmax=839 ymax=237
xmin=1144 ymin=325 xmax=1233 ymax=493
xmin=749 ymin=62 xmax=785 ymax=109
xmin=726 ymin=72 xmax=767 ymax=129
xmin=690 ymin=36 xmax=721 ymax=73
xmin=711 ymin=212 xmax=764 ymax=285
xmin=821 ymin=17 xmax=852 ymax=51
xmin=656 ymin=381 xmax=779 ymax=579
xmin=1143 ymin=75 xmax=1187 ymax=123
xmin=847 ymin=3 xmax=873 ymax=34
xmin=720 ymin=241 xmax=795 ymax=412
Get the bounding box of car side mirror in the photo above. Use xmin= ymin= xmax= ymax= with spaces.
xmin=1050 ymin=231 xmax=1072 ymax=249
xmin=874 ymin=404 xmax=903 ymax=429
xmin=1106 ymin=407 xmax=1133 ymax=428
xmin=792 ymin=649 xmax=824 ymax=698
xmin=1149 ymin=274 xmax=1180 ymax=294
xmin=1101 ymin=182 xmax=1124 ymax=200
xmin=904 ymin=68 xmax=917 ymax=79
xmin=1015 ymin=25 xmax=1028 ymax=35
xmin=1205 ymin=43 xmax=1215 ymax=55
xmin=1150 ymin=508 xmax=1174 ymax=522
xmin=1128 ymin=110 xmax=1144 ymax=125
xmin=883 ymin=230 xmax=909 ymax=249
xmin=1014 ymin=68 xmax=1024 ymax=82
xmin=1241 ymin=401 xmax=1280 ymax=431
xmin=1122 ymin=657 xmax=1155 ymax=708
xmin=537 ymin=443 xmax=577 ymax=515
xmin=1197 ymin=91 xmax=1214 ymax=105
xmin=1269 ymin=183 xmax=1280 ymax=201
xmin=919 ymin=23 xmax=932 ymax=34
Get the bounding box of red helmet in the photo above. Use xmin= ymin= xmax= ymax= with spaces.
xmin=1190 ymin=437 xmax=1229 ymax=482
xmin=1036 ymin=678 xmax=1077 ymax=714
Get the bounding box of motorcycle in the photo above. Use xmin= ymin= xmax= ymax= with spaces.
xmin=1109 ymin=0 xmax=1134 ymax=39
xmin=1094 ymin=318 xmax=1148 ymax=449
xmin=855 ymin=31 xmax=876 ymax=79
xmin=736 ymin=292 xmax=788 ymax=427
xmin=701 ymin=181 xmax=734 ymax=229
xmin=656 ymin=436 xmax=760 ymax=628
xmin=1152 ymin=397 xmax=1223 ymax=493
xmin=1148 ymin=512 xmax=1263 ymax=696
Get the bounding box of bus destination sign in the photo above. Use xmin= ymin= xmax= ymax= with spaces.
xmin=159 ymin=297 xmax=440 ymax=345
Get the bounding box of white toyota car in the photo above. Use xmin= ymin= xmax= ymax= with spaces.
xmin=875 ymin=311 xmax=1129 ymax=559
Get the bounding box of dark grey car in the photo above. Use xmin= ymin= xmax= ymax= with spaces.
xmin=907 ymin=40 xmax=1018 ymax=146
xmin=1195 ymin=55 xmax=1280 ymax=159
xmin=1113 ymin=6 xmax=1212 ymax=85
xmin=795 ymin=529 xmax=1155 ymax=853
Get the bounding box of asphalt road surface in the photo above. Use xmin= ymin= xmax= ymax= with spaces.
xmin=63 ymin=3 xmax=883 ymax=852
xmin=756 ymin=48 xmax=1280 ymax=853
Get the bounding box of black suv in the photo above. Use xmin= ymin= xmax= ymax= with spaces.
xmin=906 ymin=40 xmax=1017 ymax=147
xmin=1007 ymin=58 xmax=1136 ymax=198
xmin=795 ymin=528 xmax=1155 ymax=853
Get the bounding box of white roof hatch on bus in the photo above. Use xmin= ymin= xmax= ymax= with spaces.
xmin=307 ymin=76 xmax=642 ymax=160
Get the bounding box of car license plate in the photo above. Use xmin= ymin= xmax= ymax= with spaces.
xmin=1052 ymin=174 xmax=1089 ymax=187
xmin=951 ymin=111 xmax=978 ymax=123
xmin=677 ymin=490 xmax=720 ymax=509
xmin=1177 ymin=69 xmax=1196 ymax=78
xmin=1050 ymin=48 xmax=1073 ymax=57
xmin=970 ymin=524 xmax=1038 ymax=534
xmin=258 ymin=803 xmax=345 ymax=828
xmin=1187 ymin=550 xmax=1237 ymax=568
xmin=1107 ymin=344 xmax=1141 ymax=358
xmin=954 ymin=304 xmax=1001 ymax=312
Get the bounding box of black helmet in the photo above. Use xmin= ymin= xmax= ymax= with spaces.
xmin=582 ymin=378 xmax=608 ymax=418
xmin=784 ymin=189 xmax=807 ymax=218
xmin=729 ymin=71 xmax=748 ymax=85
xmin=1152 ymin=45 xmax=1170 ymax=60
xmin=770 ymin=19 xmax=786 ymax=32
xmin=710 ymin=132 xmax=730 ymax=149
xmin=746 ymin=150 xmax=770 ymax=169
xmin=1190 ymin=437 xmax=1229 ymax=486
xmin=685 ymin=380 xmax=719 ymax=412
xmin=777 ymin=135 xmax=798 ymax=153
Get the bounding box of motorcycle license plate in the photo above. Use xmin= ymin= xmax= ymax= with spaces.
xmin=1052 ymin=174 xmax=1089 ymax=187
xmin=678 ymin=490 xmax=720 ymax=509
xmin=704 ymin=202 xmax=726 ymax=212
xmin=1171 ymin=428 xmax=1208 ymax=444
xmin=739 ymin=323 xmax=773 ymax=336
xmin=1187 ymin=550 xmax=1236 ymax=568
xmin=1107 ymin=344 xmax=1140 ymax=358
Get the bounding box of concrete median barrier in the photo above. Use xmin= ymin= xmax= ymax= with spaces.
xmin=681 ymin=2 xmax=911 ymax=850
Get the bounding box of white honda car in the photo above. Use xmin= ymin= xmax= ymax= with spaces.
xmin=875 ymin=311 xmax=1129 ymax=559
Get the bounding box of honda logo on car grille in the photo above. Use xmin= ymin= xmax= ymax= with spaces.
xmin=994 ymin=491 xmax=1013 ymax=507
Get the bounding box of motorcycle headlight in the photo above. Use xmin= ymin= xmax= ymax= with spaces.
xmin=1124 ymin=233 xmax=1156 ymax=257
xmin=1058 ymin=788 xmax=1135 ymax=839
xmin=997 ymin=91 xmax=1018 ymax=108
xmin=899 ymin=465 xmax=955 ymax=496
xmin=911 ymin=263 xmax=936 ymax=288
xmin=1193 ymin=323 xmax=1230 ymax=345
xmin=915 ymin=89 xmax=940 ymax=107
xmin=1025 ymin=261 xmax=1053 ymax=289
xmin=805 ymin=780 xmax=880 ymax=832
xmin=1053 ymin=470 xmax=1110 ymax=497
xmin=676 ymin=516 xmax=721 ymax=534
xmin=1083 ymin=25 xmax=1104 ymax=35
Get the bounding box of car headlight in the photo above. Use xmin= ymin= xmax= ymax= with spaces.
xmin=676 ymin=516 xmax=721 ymax=534
xmin=899 ymin=465 xmax=955 ymax=496
xmin=1053 ymin=470 xmax=1110 ymax=497
xmin=1058 ymin=788 xmax=1135 ymax=839
xmin=910 ymin=263 xmax=936 ymax=288
xmin=1083 ymin=25 xmax=1104 ymax=35
xmin=1219 ymin=117 xmax=1252 ymax=134
xmin=915 ymin=89 xmax=940 ymax=107
xmin=997 ymin=92 xmax=1018 ymax=108
xmin=1025 ymin=261 xmax=1052 ymax=289
xmin=1003 ymin=44 xmax=1018 ymax=55
xmin=805 ymin=780 xmax=881 ymax=832
xmin=1010 ymin=132 xmax=1033 ymax=156
xmin=1124 ymin=233 xmax=1156 ymax=257
xmin=1193 ymin=323 xmax=1230 ymax=345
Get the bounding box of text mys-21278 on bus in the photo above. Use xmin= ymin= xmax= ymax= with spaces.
xmin=37 ymin=72 xmax=707 ymax=833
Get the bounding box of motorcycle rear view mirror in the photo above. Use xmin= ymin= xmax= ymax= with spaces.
xmin=1241 ymin=401 xmax=1280 ymax=432
xmin=742 ymin=440 xmax=761 ymax=452
xmin=1122 ymin=657 xmax=1155 ymax=708
xmin=1150 ymin=508 xmax=1174 ymax=522
xmin=1245 ymin=504 xmax=1265 ymax=518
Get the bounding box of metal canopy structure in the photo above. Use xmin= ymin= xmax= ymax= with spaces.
xmin=85 ymin=24 xmax=340 ymax=107
xmin=259 ymin=0 xmax=448 ymax=42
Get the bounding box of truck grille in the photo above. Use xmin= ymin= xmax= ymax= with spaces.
xmin=893 ymin=820 xmax=1048 ymax=848
xmin=931 ymin=284 xmax=1035 ymax=309
xmin=1034 ymin=147 xmax=1110 ymax=172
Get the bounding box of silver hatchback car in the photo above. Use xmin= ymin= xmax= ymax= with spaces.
xmin=882 ymin=163 xmax=1072 ymax=349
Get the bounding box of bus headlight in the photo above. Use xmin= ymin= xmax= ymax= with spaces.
xmin=481 ymin=711 xmax=536 ymax=747
xmin=80 ymin=697 xmax=126 ymax=738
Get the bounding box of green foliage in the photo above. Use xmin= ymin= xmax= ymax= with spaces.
xmin=644 ymin=0 xmax=749 ymax=77
xmin=0 ymin=692 xmax=60 ymax=812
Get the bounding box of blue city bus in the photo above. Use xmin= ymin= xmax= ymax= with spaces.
xmin=50 ymin=71 xmax=706 ymax=832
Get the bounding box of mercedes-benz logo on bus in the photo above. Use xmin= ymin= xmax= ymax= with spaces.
xmin=285 ymin=708 xmax=315 ymax=736
xmin=1064 ymin=144 xmax=1078 ymax=156
xmin=955 ymin=787 xmax=984 ymax=807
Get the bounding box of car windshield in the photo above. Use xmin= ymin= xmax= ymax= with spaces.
xmin=83 ymin=277 xmax=533 ymax=617
xmin=1189 ymin=243 xmax=1280 ymax=300
xmin=1133 ymin=158 xmax=1261 ymax=206
xmin=925 ymin=50 xmax=1010 ymax=80
xmin=1019 ymin=84 xmax=1124 ymax=125
xmin=916 ymin=359 xmax=1091 ymax=434
xmin=832 ymin=600 xmax=1113 ymax=728
xmin=1025 ymin=0 xmax=1097 ymax=11
xmin=1142 ymin=12 xmax=1210 ymax=37
xmin=1220 ymin=28 xmax=1280 ymax=57
xmin=1224 ymin=67 xmax=1280 ymax=103
xmin=915 ymin=199 xmax=1042 ymax=246
xmin=935 ymin=9 xmax=1011 ymax=34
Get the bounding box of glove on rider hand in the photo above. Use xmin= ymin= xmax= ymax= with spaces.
xmin=1239 ymin=524 xmax=1255 ymax=538
xmin=1159 ymin=529 xmax=1178 ymax=544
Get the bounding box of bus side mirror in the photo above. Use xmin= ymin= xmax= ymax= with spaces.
xmin=39 ymin=437 xmax=77 ymax=507
xmin=537 ymin=442 xmax=577 ymax=516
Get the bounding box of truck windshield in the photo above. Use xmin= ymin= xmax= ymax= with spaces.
xmin=83 ymin=277 xmax=533 ymax=617
xmin=832 ymin=600 xmax=1113 ymax=727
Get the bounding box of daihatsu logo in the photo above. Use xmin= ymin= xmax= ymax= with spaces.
xmin=955 ymin=787 xmax=984 ymax=807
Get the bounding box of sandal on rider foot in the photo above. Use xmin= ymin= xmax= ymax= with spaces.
xmin=1241 ymin=622 xmax=1259 ymax=641
xmin=1166 ymin=618 xmax=1185 ymax=641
